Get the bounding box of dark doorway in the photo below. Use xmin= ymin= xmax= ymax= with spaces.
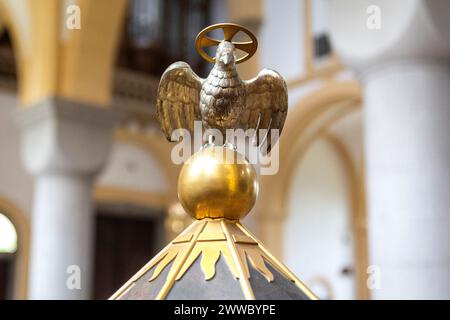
xmin=0 ymin=254 xmax=14 ymax=300
xmin=93 ymin=207 xmax=164 ymax=299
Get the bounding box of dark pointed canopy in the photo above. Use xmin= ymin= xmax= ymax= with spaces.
xmin=110 ymin=219 xmax=316 ymax=300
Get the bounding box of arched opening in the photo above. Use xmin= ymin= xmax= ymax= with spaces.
xmin=0 ymin=212 xmax=17 ymax=299
xmin=257 ymin=81 xmax=361 ymax=247
xmin=257 ymin=80 xmax=369 ymax=299
xmin=284 ymin=137 xmax=354 ymax=300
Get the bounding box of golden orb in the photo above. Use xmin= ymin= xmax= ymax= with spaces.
xmin=178 ymin=146 xmax=258 ymax=220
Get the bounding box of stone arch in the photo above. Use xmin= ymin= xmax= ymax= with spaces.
xmin=256 ymin=79 xmax=369 ymax=298
xmin=0 ymin=0 xmax=32 ymax=100
xmin=258 ymin=80 xmax=362 ymax=222
xmin=0 ymin=0 xmax=128 ymax=105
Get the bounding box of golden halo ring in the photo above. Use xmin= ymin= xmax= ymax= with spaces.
xmin=195 ymin=23 xmax=258 ymax=64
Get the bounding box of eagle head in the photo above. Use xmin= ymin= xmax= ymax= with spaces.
xmin=215 ymin=41 xmax=236 ymax=68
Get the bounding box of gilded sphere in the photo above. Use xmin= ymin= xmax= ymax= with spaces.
xmin=178 ymin=146 xmax=258 ymax=220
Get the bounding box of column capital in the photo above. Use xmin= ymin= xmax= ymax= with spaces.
xmin=15 ymin=98 xmax=122 ymax=176
xmin=329 ymin=0 xmax=450 ymax=71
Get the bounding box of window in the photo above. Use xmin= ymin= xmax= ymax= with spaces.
xmin=118 ymin=0 xmax=211 ymax=77
xmin=0 ymin=213 xmax=17 ymax=254
xmin=0 ymin=212 xmax=17 ymax=299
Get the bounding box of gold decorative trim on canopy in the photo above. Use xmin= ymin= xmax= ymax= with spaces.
xmin=110 ymin=218 xmax=317 ymax=300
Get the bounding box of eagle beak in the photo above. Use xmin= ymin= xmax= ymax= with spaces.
xmin=221 ymin=53 xmax=232 ymax=65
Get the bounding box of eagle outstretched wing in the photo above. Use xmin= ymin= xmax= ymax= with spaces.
xmin=156 ymin=62 xmax=204 ymax=141
xmin=242 ymin=69 xmax=288 ymax=153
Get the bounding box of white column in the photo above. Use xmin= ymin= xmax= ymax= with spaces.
xmin=16 ymin=98 xmax=120 ymax=299
xmin=329 ymin=0 xmax=450 ymax=299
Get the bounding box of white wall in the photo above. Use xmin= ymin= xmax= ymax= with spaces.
xmin=0 ymin=91 xmax=33 ymax=217
xmin=260 ymin=0 xmax=304 ymax=81
xmin=328 ymin=110 xmax=363 ymax=173
xmin=284 ymin=137 xmax=354 ymax=300
xmin=96 ymin=141 xmax=168 ymax=194
xmin=261 ymin=0 xmax=306 ymax=106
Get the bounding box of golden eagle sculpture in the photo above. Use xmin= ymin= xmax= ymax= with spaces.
xmin=111 ymin=23 xmax=318 ymax=301
xmin=156 ymin=23 xmax=288 ymax=152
